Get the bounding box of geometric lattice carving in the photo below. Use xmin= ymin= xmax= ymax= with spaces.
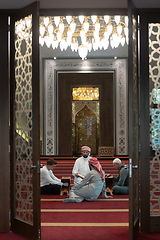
xmin=45 ymin=61 xmax=54 ymax=155
xmin=47 ymin=138 xmax=54 ymax=154
xmin=151 ymin=108 xmax=160 ymax=150
xmin=15 ymin=15 xmax=33 ymax=224
xmin=118 ymin=137 xmax=125 ymax=154
xmin=98 ymin=146 xmax=114 ymax=156
xmin=149 ymin=23 xmax=160 ymax=216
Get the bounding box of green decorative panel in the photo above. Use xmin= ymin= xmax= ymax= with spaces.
xmin=149 ymin=23 xmax=160 ymax=216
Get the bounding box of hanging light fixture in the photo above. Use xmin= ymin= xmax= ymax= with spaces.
xmin=39 ymin=15 xmax=128 ymax=59
xmin=78 ymin=44 xmax=88 ymax=60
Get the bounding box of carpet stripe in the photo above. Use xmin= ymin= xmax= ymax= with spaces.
xmin=41 ymin=223 xmax=129 ymax=226
xmin=41 ymin=212 xmax=128 ymax=223
xmin=41 ymin=198 xmax=129 ymax=201
xmin=41 ymin=209 xmax=128 ymax=212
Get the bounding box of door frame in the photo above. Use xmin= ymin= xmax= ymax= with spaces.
xmin=128 ymin=0 xmax=140 ymax=239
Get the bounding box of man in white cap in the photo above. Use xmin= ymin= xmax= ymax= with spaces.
xmin=106 ymin=158 xmax=129 ymax=194
xmin=72 ymin=146 xmax=91 ymax=185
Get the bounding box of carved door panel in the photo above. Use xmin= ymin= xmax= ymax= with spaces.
xmin=10 ymin=2 xmax=41 ymax=239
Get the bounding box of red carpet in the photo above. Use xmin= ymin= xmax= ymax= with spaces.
xmin=0 ymin=232 xmax=27 ymax=240
xmin=41 ymin=226 xmax=129 ymax=240
xmin=41 ymin=194 xmax=129 ymax=240
xmin=40 ymin=157 xmax=129 ymax=240
xmin=1 ymin=157 xmax=160 ymax=239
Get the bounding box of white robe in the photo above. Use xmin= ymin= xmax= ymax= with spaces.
xmin=40 ymin=165 xmax=63 ymax=187
xmin=72 ymin=155 xmax=90 ymax=184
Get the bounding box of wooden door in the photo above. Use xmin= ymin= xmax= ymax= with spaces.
xmin=10 ymin=2 xmax=41 ymax=239
xmin=140 ymin=11 xmax=160 ymax=232
xmin=128 ymin=0 xmax=140 ymax=239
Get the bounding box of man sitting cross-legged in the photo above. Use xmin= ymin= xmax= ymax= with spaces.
xmin=64 ymin=157 xmax=111 ymax=203
xmin=106 ymin=158 xmax=129 ymax=195
xmin=40 ymin=158 xmax=68 ymax=195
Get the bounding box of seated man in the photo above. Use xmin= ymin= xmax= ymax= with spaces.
xmin=106 ymin=158 xmax=129 ymax=195
xmin=72 ymin=146 xmax=91 ymax=185
xmin=40 ymin=158 xmax=68 ymax=195
xmin=64 ymin=157 xmax=109 ymax=203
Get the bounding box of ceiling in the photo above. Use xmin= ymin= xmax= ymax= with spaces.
xmin=1 ymin=0 xmax=160 ymax=9
xmin=1 ymin=0 xmax=160 ymax=60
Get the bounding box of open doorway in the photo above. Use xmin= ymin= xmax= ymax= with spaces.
xmin=39 ymin=13 xmax=128 ymax=156
xmin=39 ymin=12 xmax=129 ymax=240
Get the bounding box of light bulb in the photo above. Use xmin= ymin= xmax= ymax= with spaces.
xmin=60 ymin=38 xmax=65 ymax=51
xmin=70 ymin=20 xmax=76 ymax=33
xmin=48 ymin=24 xmax=53 ymax=35
xmin=95 ymin=19 xmax=100 ymax=32
xmin=104 ymin=15 xmax=109 ymax=24
xmin=26 ymin=19 xmax=31 ymax=28
xmin=79 ymin=15 xmax=84 ymax=24
xmin=120 ymin=36 xmax=125 ymax=46
xmin=78 ymin=44 xmax=88 ymax=60
xmin=66 ymin=16 xmax=72 ymax=24
xmin=107 ymin=23 xmax=112 ymax=35
xmin=125 ymin=16 xmax=128 ymax=26
xmin=83 ymin=20 xmax=89 ymax=33
xmin=54 ymin=16 xmax=60 ymax=27
xmin=115 ymin=15 xmax=120 ymax=25
xmin=87 ymin=39 xmax=92 ymax=52
xmin=39 ymin=36 xmax=44 ymax=46
xmin=40 ymin=25 xmax=45 ymax=37
xmin=103 ymin=39 xmax=109 ymax=50
xmin=104 ymin=29 xmax=109 ymax=39
xmin=110 ymin=37 xmax=115 ymax=49
xmin=44 ymin=34 xmax=51 ymax=48
xmin=59 ymin=19 xmax=64 ymax=33
xmin=44 ymin=17 xmax=49 ymax=27
xmin=91 ymin=15 xmax=97 ymax=24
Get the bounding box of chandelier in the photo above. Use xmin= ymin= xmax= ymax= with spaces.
xmin=39 ymin=15 xmax=128 ymax=60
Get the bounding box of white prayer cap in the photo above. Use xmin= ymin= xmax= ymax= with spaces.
xmin=113 ymin=158 xmax=121 ymax=164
